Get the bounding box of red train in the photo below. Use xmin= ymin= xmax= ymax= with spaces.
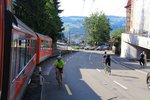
xmin=0 ymin=1 xmax=52 ymax=100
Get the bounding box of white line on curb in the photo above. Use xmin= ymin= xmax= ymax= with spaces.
xmin=96 ymin=68 xmax=101 ymax=72
xmin=65 ymin=84 xmax=72 ymax=95
xmin=113 ymin=81 xmax=128 ymax=90
xmin=135 ymin=69 xmax=147 ymax=75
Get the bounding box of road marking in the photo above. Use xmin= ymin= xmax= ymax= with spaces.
xmin=45 ymin=66 xmax=53 ymax=75
xmin=135 ymin=69 xmax=147 ymax=75
xmin=64 ymin=62 xmax=66 ymax=64
xmin=89 ymin=53 xmax=92 ymax=60
xmin=80 ymin=78 xmax=84 ymax=81
xmin=90 ymin=61 xmax=93 ymax=64
xmin=96 ymin=68 xmax=101 ymax=72
xmin=113 ymin=81 xmax=128 ymax=90
xmin=65 ymin=84 xmax=72 ymax=95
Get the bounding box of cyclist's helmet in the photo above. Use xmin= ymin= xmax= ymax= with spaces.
xmin=57 ymin=55 xmax=62 ymax=60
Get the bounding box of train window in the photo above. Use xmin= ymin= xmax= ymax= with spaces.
xmin=31 ymin=40 xmax=37 ymax=56
xmin=11 ymin=39 xmax=26 ymax=80
xmin=11 ymin=40 xmax=17 ymax=80
xmin=18 ymin=40 xmax=25 ymax=73
xmin=16 ymin=39 xmax=30 ymax=74
xmin=40 ymin=40 xmax=50 ymax=51
xmin=40 ymin=40 xmax=44 ymax=50
xmin=25 ymin=40 xmax=31 ymax=64
xmin=11 ymin=36 xmax=37 ymax=80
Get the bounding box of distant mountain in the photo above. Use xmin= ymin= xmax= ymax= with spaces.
xmin=61 ymin=16 xmax=126 ymax=42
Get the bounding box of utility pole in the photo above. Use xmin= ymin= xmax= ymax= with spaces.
xmin=68 ymin=31 xmax=71 ymax=46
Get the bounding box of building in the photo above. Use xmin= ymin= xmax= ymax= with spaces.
xmin=121 ymin=0 xmax=150 ymax=59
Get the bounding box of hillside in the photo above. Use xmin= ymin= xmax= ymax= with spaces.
xmin=61 ymin=16 xmax=126 ymax=42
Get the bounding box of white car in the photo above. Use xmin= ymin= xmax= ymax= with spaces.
xmin=84 ymin=45 xmax=91 ymax=50
xmin=146 ymin=72 xmax=150 ymax=89
xmin=96 ymin=46 xmax=101 ymax=50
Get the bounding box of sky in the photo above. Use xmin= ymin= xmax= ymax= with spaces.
xmin=59 ymin=0 xmax=127 ymax=17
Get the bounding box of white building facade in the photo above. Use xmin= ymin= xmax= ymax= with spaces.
xmin=121 ymin=0 xmax=150 ymax=59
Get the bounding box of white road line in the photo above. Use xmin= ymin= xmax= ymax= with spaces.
xmin=135 ymin=69 xmax=147 ymax=75
xmin=46 ymin=66 xmax=53 ymax=75
xmin=89 ymin=53 xmax=92 ymax=60
xmin=113 ymin=81 xmax=128 ymax=90
xmin=90 ymin=61 xmax=93 ymax=64
xmin=65 ymin=84 xmax=72 ymax=95
xmin=96 ymin=68 xmax=101 ymax=72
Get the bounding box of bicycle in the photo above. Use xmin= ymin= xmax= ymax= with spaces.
xmin=106 ymin=65 xmax=111 ymax=75
xmin=104 ymin=55 xmax=111 ymax=75
xmin=56 ymin=68 xmax=63 ymax=87
xmin=54 ymin=55 xmax=64 ymax=87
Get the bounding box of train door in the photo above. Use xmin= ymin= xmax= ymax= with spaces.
xmin=0 ymin=0 xmax=4 ymax=98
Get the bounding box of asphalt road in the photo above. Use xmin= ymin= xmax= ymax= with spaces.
xmin=41 ymin=50 xmax=150 ymax=100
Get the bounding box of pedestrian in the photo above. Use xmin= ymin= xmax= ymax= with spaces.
xmin=139 ymin=51 xmax=146 ymax=68
xmin=102 ymin=51 xmax=107 ymax=73
xmin=103 ymin=51 xmax=107 ymax=63
xmin=105 ymin=55 xmax=111 ymax=75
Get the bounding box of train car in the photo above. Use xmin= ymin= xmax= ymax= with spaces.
xmin=0 ymin=0 xmax=5 ymax=98
xmin=1 ymin=1 xmax=53 ymax=99
xmin=9 ymin=18 xmax=37 ymax=100
xmin=36 ymin=33 xmax=52 ymax=64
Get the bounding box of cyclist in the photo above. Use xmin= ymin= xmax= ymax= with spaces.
xmin=105 ymin=55 xmax=111 ymax=75
xmin=54 ymin=56 xmax=64 ymax=85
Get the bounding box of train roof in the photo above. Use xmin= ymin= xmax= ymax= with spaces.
xmin=13 ymin=16 xmax=36 ymax=36
xmin=36 ymin=32 xmax=52 ymax=40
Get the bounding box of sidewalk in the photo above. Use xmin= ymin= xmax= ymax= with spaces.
xmin=111 ymin=54 xmax=150 ymax=75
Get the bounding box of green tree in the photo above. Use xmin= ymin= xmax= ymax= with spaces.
xmin=45 ymin=0 xmax=64 ymax=42
xmin=13 ymin=0 xmax=64 ymax=43
xmin=84 ymin=11 xmax=111 ymax=46
xmin=13 ymin=0 xmax=47 ymax=31
xmin=110 ymin=28 xmax=125 ymax=54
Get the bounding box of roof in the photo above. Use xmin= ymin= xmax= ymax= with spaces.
xmin=36 ymin=32 xmax=52 ymax=41
xmin=125 ymin=0 xmax=131 ymax=8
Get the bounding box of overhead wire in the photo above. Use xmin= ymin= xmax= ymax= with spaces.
xmin=112 ymin=0 xmax=140 ymax=17
xmin=116 ymin=0 xmax=140 ymax=16
xmin=81 ymin=0 xmax=96 ymax=16
xmin=111 ymin=1 xmax=127 ymax=16
xmin=81 ymin=0 xmax=129 ymax=17
xmin=88 ymin=0 xmax=96 ymax=15
xmin=81 ymin=0 xmax=86 ymax=16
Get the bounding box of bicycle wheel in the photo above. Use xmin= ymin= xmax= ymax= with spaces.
xmin=57 ymin=72 xmax=63 ymax=87
xmin=108 ymin=67 xmax=111 ymax=75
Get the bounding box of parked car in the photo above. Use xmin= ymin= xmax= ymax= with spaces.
xmin=84 ymin=45 xmax=91 ymax=50
xmin=96 ymin=46 xmax=101 ymax=50
xmin=97 ymin=45 xmax=107 ymax=50
xmin=146 ymin=72 xmax=150 ymax=89
xmin=100 ymin=45 xmax=106 ymax=50
xmin=90 ymin=46 xmax=95 ymax=50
